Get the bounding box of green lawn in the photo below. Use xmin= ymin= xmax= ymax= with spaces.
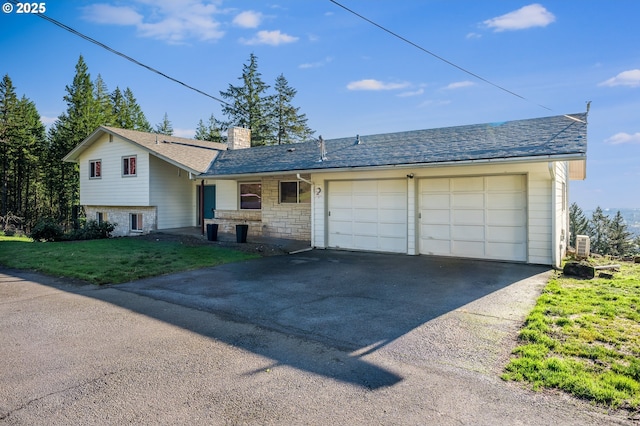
xmin=0 ymin=236 xmax=258 ymax=285
xmin=503 ymin=259 xmax=640 ymax=408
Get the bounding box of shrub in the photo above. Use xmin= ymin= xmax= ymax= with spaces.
xmin=30 ymin=218 xmax=64 ymax=242
xmin=67 ymin=220 xmax=116 ymax=240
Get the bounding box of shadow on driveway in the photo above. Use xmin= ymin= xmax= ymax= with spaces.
xmin=8 ymin=250 xmax=550 ymax=390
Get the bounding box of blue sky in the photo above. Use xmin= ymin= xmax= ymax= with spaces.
xmin=1 ymin=1 xmax=639 ymax=209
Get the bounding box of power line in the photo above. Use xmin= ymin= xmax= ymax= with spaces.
xmin=328 ymin=0 xmax=552 ymax=112
xmin=7 ymin=0 xmax=244 ymax=117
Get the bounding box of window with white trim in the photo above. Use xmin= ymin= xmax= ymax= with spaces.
xmin=123 ymin=156 xmax=137 ymax=176
xmin=89 ymin=160 xmax=101 ymax=179
xmin=130 ymin=213 xmax=143 ymax=231
xmin=239 ymin=183 xmax=261 ymax=210
xmin=280 ymin=181 xmax=311 ymax=204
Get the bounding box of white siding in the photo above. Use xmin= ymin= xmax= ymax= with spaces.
xmin=215 ymin=180 xmax=240 ymax=210
xmin=149 ymin=154 xmax=197 ymax=229
xmin=312 ymin=161 xmax=556 ymax=265
xmin=553 ymin=161 xmax=569 ymax=267
xmin=79 ymin=134 xmax=150 ymax=206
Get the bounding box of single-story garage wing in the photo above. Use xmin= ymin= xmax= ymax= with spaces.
xmin=201 ymin=113 xmax=587 ymax=267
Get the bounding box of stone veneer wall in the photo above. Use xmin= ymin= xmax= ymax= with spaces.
xmin=260 ymin=175 xmax=311 ymax=241
xmin=84 ymin=206 xmax=157 ymax=237
xmin=209 ymin=210 xmax=262 ymax=236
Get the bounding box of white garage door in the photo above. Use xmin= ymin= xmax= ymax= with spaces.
xmin=419 ymin=175 xmax=527 ymax=261
xmin=328 ymin=179 xmax=407 ymax=253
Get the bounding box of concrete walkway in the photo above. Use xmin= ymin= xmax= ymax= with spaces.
xmin=0 ymin=251 xmax=634 ymax=425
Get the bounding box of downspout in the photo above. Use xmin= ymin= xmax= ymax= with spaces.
xmin=548 ymin=162 xmax=558 ymax=268
xmin=200 ymin=179 xmax=205 ymax=236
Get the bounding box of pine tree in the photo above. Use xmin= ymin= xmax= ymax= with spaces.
xmin=219 ymin=53 xmax=275 ymax=146
xmin=273 ymin=74 xmax=314 ymax=144
xmin=155 ymin=113 xmax=173 ymax=135
xmin=588 ymin=206 xmax=611 ymax=255
xmin=194 ymin=113 xmax=222 ymax=142
xmin=609 ymin=211 xmax=632 ymax=256
xmin=569 ymin=202 xmax=589 ymax=247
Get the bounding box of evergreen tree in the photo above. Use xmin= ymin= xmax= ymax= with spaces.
xmin=124 ymin=88 xmax=152 ymax=132
xmin=155 ymin=112 xmax=173 ymax=135
xmin=0 ymin=74 xmax=46 ymax=228
xmin=609 ymin=211 xmax=632 ymax=256
xmin=194 ymin=113 xmax=222 ymax=142
xmin=112 ymin=87 xmax=152 ymax=131
xmin=219 ymin=53 xmax=275 ymax=146
xmin=47 ymin=55 xmax=104 ymax=226
xmin=0 ymin=74 xmax=19 ymax=217
xmin=94 ymin=74 xmax=113 ymax=126
xmin=569 ymin=202 xmax=589 ymax=247
xmin=273 ymin=74 xmax=314 ymax=144
xmin=588 ymin=206 xmax=610 ymax=255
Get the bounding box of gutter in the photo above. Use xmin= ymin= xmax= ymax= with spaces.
xmin=196 ymin=153 xmax=587 ymax=180
xmin=549 ymin=162 xmax=558 ymax=268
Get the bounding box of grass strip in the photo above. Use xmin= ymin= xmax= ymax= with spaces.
xmin=0 ymin=237 xmax=258 ymax=285
xmin=503 ymin=260 xmax=640 ymax=408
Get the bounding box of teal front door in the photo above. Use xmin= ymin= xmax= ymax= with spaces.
xmin=203 ymin=185 xmax=216 ymax=219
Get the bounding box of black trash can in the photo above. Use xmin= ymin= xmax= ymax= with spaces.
xmin=236 ymin=224 xmax=248 ymax=243
xmin=206 ymin=223 xmax=218 ymax=241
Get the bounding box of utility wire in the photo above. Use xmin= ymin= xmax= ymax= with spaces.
xmin=8 ymin=0 xmax=245 ymax=117
xmin=328 ymin=0 xmax=552 ymax=112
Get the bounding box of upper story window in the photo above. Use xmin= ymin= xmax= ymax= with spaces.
xmin=280 ymin=181 xmax=311 ymax=204
xmin=89 ymin=160 xmax=101 ymax=179
xmin=123 ymin=156 xmax=137 ymax=177
xmin=239 ymin=183 xmax=261 ymax=210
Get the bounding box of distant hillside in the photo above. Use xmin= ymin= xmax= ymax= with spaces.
xmin=585 ymin=208 xmax=640 ymax=237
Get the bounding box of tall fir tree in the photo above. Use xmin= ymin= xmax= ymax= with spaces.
xmin=94 ymin=74 xmax=114 ymax=126
xmin=569 ymin=202 xmax=589 ymax=247
xmin=47 ymin=55 xmax=104 ymax=226
xmin=194 ymin=113 xmax=222 ymax=142
xmin=219 ymin=53 xmax=275 ymax=146
xmin=273 ymin=74 xmax=314 ymax=144
xmin=588 ymin=206 xmax=611 ymax=255
xmin=112 ymin=87 xmax=152 ymax=131
xmin=0 ymin=74 xmax=46 ymax=227
xmin=124 ymin=88 xmax=152 ymax=132
xmin=0 ymin=74 xmax=19 ymax=217
xmin=608 ymin=211 xmax=632 ymax=256
xmin=155 ymin=112 xmax=173 ymax=135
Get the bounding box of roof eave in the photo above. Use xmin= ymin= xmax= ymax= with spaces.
xmin=198 ymin=152 xmax=588 ymax=179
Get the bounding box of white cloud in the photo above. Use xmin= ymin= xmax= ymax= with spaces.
xmin=240 ymin=30 xmax=298 ymax=46
xmin=81 ymin=4 xmax=143 ymax=25
xmin=233 ymin=10 xmax=262 ymax=28
xmin=483 ymin=4 xmax=555 ymax=32
xmin=40 ymin=116 xmax=57 ymax=126
xmin=173 ymin=128 xmax=196 ymax=138
xmin=466 ymin=32 xmax=482 ymax=40
xmin=81 ymin=1 xmax=225 ymax=44
xmin=299 ymin=57 xmax=333 ymax=69
xmin=418 ymin=99 xmax=451 ymax=108
xmin=604 ymin=132 xmax=640 ymax=145
xmin=397 ymin=88 xmax=424 ymax=97
xmin=443 ymin=81 xmax=475 ymax=90
xmin=599 ymin=69 xmax=640 ymax=88
xmin=346 ymin=79 xmax=410 ymax=91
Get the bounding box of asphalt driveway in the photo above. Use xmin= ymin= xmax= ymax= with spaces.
xmin=1 ymin=250 xmax=634 ymax=424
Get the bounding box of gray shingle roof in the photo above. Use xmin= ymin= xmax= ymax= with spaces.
xmin=203 ymin=113 xmax=587 ymax=177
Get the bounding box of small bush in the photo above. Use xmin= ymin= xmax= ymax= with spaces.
xmin=30 ymin=218 xmax=64 ymax=242
xmin=67 ymin=220 xmax=116 ymax=240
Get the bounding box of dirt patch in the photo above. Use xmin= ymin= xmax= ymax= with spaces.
xmin=137 ymin=232 xmax=290 ymax=257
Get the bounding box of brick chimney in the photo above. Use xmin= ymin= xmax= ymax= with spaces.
xmin=227 ymin=127 xmax=251 ymax=150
